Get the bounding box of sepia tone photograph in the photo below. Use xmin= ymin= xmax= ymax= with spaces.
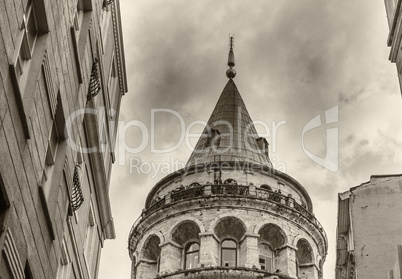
xmin=0 ymin=0 xmax=401 ymax=279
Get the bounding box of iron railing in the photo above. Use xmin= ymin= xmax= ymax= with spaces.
xmin=129 ymin=183 xmax=327 ymax=256
xmin=255 ymin=188 xmax=287 ymax=205
xmin=132 ymin=184 xmax=325 ymax=239
xmin=211 ymin=184 xmax=249 ymax=196
xmin=171 ymin=186 xmax=205 ymax=202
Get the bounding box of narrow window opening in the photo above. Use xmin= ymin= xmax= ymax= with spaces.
xmin=259 ymin=243 xmax=274 ymax=272
xmin=20 ymin=0 xmax=38 ymax=60
xmin=221 ymin=239 xmax=237 ymax=267
xmin=256 ymin=137 xmax=269 ymax=157
xmin=185 ymin=243 xmax=199 ymax=269
xmin=205 ymin=128 xmax=221 ymax=148
xmin=84 ymin=202 xmax=96 ymax=274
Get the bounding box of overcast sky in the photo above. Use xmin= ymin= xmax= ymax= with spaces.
xmin=99 ymin=0 xmax=402 ymax=278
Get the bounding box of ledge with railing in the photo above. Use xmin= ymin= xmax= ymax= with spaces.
xmin=128 ymin=182 xmax=327 ymax=258
xmin=140 ymin=182 xmax=324 ymax=234
xmin=155 ymin=266 xmax=296 ymax=279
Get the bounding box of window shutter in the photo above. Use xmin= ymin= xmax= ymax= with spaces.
xmin=87 ymin=58 xmax=101 ymax=102
xmin=71 ymin=164 xmax=84 ymax=211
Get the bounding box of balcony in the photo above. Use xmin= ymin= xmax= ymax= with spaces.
xmin=155 ymin=266 xmax=295 ymax=279
xmin=129 ymin=182 xmax=325 ymax=247
xmin=211 ymin=184 xmax=249 ymax=196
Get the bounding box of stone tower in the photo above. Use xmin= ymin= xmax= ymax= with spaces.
xmin=128 ymin=38 xmax=327 ymax=279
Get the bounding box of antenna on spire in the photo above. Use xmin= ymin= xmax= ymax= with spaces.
xmin=226 ymin=34 xmax=236 ymax=79
xmin=229 ymin=35 xmax=234 ymax=52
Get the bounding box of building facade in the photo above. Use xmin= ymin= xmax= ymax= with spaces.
xmin=384 ymin=0 xmax=402 ymax=95
xmin=0 ymin=0 xmax=127 ymax=278
xmin=335 ymin=175 xmax=402 ymax=279
xmin=128 ymin=43 xmax=327 ymax=279
xmin=388 ymin=245 xmax=402 ymax=279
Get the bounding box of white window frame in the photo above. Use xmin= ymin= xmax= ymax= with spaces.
xmin=84 ymin=202 xmax=97 ymax=276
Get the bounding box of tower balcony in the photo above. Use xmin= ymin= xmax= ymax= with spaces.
xmin=128 ymin=182 xmax=327 ymax=258
xmin=156 ymin=266 xmax=295 ymax=279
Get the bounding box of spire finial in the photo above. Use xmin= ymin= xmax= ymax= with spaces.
xmin=226 ymin=34 xmax=236 ymax=79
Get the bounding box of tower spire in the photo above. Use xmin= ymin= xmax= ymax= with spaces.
xmin=226 ymin=34 xmax=236 ymax=79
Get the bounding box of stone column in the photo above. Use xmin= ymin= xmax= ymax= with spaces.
xmin=136 ymin=260 xmax=158 ymax=279
xmin=299 ymin=264 xmax=319 ymax=279
xmin=199 ymin=232 xmax=219 ymax=267
xmin=276 ymin=244 xmax=297 ymax=277
xmin=159 ymin=241 xmax=182 ymax=273
xmin=239 ymin=233 xmax=259 ymax=268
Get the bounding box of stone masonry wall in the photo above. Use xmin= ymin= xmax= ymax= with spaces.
xmin=351 ymin=176 xmax=402 ymax=278
xmin=133 ymin=205 xmax=323 ymax=279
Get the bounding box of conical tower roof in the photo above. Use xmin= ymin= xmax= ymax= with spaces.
xmin=186 ymin=79 xmax=273 ymax=167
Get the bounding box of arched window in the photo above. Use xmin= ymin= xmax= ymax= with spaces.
xmin=185 ymin=242 xmax=200 ymax=269
xmin=260 ymin=184 xmax=272 ymax=191
xmin=221 ymin=239 xmax=237 ymax=267
xmin=259 ymin=243 xmax=274 ymax=271
xmin=140 ymin=235 xmax=161 ymax=277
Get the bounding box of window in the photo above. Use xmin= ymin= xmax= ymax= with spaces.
xmin=221 ymin=239 xmax=237 ymax=267
xmin=74 ymin=0 xmax=84 ymax=33
xmin=16 ymin=0 xmax=48 ymax=81
xmin=57 ymin=239 xmax=72 ymax=279
xmin=205 ymin=128 xmax=221 ymax=148
xmin=185 ymin=243 xmax=199 ymax=269
xmin=108 ymin=57 xmax=119 ymax=113
xmin=71 ymin=0 xmax=92 ymax=84
xmin=140 ymin=235 xmax=161 ymax=276
xmin=84 ymin=202 xmax=97 ymax=274
xmin=260 ymin=184 xmax=272 ymax=191
xmin=39 ymin=94 xmax=67 ymax=240
xmin=10 ymin=0 xmax=49 ymax=139
xmin=13 ymin=0 xmax=39 ymax=87
xmin=20 ymin=0 xmax=38 ymax=60
xmin=259 ymin=243 xmax=274 ymax=271
xmin=256 ymin=137 xmax=269 ymax=156
xmin=41 ymin=95 xmax=67 ymax=202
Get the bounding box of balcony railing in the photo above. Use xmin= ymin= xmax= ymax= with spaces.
xmin=171 ymin=186 xmax=205 ymax=202
xmin=211 ymin=184 xmax=249 ymax=196
xmin=155 ymin=266 xmax=295 ymax=279
xmin=134 ymin=183 xmax=325 ymax=238
xmin=255 ymin=188 xmax=293 ymax=206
